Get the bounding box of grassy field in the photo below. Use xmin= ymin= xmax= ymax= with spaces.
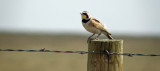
xmin=0 ymin=33 xmax=160 ymax=71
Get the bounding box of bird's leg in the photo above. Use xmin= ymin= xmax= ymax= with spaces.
xmin=87 ymin=33 xmax=95 ymax=43
xmin=88 ymin=33 xmax=95 ymax=39
xmin=95 ymin=33 xmax=101 ymax=40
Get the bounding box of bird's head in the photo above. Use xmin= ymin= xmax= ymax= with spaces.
xmin=80 ymin=11 xmax=90 ymax=20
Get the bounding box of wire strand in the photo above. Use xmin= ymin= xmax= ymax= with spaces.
xmin=0 ymin=48 xmax=160 ymax=57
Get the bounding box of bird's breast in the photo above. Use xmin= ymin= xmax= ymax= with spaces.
xmin=82 ymin=22 xmax=101 ymax=34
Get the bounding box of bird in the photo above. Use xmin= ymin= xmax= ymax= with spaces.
xmin=80 ymin=11 xmax=113 ymax=42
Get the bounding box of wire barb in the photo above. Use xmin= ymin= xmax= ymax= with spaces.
xmin=105 ymin=50 xmax=110 ymax=56
xmin=0 ymin=49 xmax=160 ymax=57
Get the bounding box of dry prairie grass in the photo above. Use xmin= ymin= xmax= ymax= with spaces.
xmin=0 ymin=33 xmax=160 ymax=71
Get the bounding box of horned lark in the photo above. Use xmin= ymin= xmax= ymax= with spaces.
xmin=80 ymin=11 xmax=113 ymax=41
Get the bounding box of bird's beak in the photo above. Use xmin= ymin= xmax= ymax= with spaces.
xmin=80 ymin=13 xmax=82 ymax=15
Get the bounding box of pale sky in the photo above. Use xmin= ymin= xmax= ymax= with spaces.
xmin=0 ymin=0 xmax=160 ymax=36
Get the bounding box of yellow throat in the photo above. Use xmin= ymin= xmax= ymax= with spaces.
xmin=81 ymin=14 xmax=87 ymax=19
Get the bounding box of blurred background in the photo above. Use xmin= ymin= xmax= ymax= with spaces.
xmin=0 ymin=0 xmax=160 ymax=71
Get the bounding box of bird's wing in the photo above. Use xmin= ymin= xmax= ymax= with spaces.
xmin=91 ymin=18 xmax=111 ymax=35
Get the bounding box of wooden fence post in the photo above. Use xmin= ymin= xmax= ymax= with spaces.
xmin=87 ymin=39 xmax=123 ymax=71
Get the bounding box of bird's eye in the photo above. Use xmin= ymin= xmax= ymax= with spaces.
xmin=83 ymin=13 xmax=87 ymax=15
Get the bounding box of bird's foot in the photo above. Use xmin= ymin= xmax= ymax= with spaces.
xmin=87 ymin=38 xmax=100 ymax=43
xmin=94 ymin=37 xmax=99 ymax=40
xmin=87 ymin=38 xmax=95 ymax=43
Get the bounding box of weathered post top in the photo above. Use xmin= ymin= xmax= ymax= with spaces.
xmin=87 ymin=39 xmax=123 ymax=71
xmin=89 ymin=39 xmax=123 ymax=42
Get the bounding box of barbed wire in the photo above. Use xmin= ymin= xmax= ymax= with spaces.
xmin=0 ymin=48 xmax=90 ymax=54
xmin=0 ymin=48 xmax=160 ymax=57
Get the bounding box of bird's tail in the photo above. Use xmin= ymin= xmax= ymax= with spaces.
xmin=103 ymin=32 xmax=113 ymax=39
xmin=106 ymin=34 xmax=113 ymax=39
